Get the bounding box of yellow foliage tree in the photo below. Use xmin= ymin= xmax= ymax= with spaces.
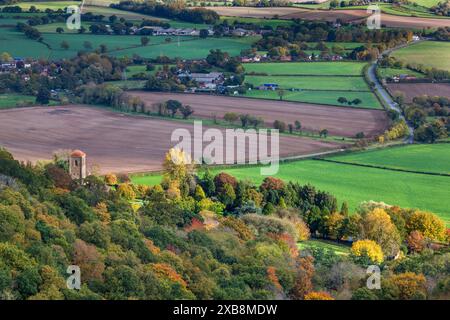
xmin=104 ymin=173 xmax=118 ymax=185
xmin=116 ymin=183 xmax=136 ymax=200
xmin=304 ymin=291 xmax=335 ymax=300
xmin=406 ymin=210 xmax=447 ymax=242
xmin=163 ymin=148 xmax=194 ymax=182
xmin=351 ymin=239 xmax=384 ymax=264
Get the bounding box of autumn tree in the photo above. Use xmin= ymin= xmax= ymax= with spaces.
xmin=351 ymin=239 xmax=384 ymax=265
xmin=406 ymin=230 xmax=426 ymax=253
xmin=304 ymin=291 xmax=334 ymax=300
xmin=406 ymin=210 xmax=446 ymax=242
xmin=73 ymin=239 xmax=105 ymax=282
xmin=358 ymin=208 xmax=401 ymax=257
xmin=291 ymin=256 xmax=314 ymax=299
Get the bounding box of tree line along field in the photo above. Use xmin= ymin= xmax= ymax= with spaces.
xmin=132 ymin=156 xmax=450 ymax=225
xmin=391 ymin=41 xmax=450 ymax=72
xmin=132 ymin=154 xmax=450 ymax=225
xmin=242 ymin=62 xmax=382 ymax=109
xmin=327 ymin=143 xmax=450 ymax=175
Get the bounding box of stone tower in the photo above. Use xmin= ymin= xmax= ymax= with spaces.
xmin=69 ymin=150 xmax=87 ymax=181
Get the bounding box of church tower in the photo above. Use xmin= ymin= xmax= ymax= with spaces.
xmin=69 ymin=150 xmax=87 ymax=181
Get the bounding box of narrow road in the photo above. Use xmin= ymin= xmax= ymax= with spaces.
xmin=367 ymin=41 xmax=421 ymax=144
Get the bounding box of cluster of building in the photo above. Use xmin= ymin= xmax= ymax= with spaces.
xmin=178 ymin=71 xmax=224 ymax=91
xmin=391 ymin=74 xmax=418 ymax=82
xmin=135 ymin=26 xmax=258 ymax=37
xmin=137 ymin=26 xmax=213 ymax=36
xmin=0 ymin=57 xmax=31 ymax=72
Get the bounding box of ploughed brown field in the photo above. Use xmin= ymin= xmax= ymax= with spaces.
xmin=386 ymin=83 xmax=450 ymax=103
xmin=209 ymin=6 xmax=450 ymax=28
xmin=0 ymin=106 xmax=347 ymax=174
xmin=130 ymin=92 xmax=389 ymax=138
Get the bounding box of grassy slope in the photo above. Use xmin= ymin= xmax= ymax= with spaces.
xmin=328 ymin=144 xmax=450 ymax=175
xmin=132 ymin=159 xmax=450 ymax=224
xmin=391 ymin=41 xmax=450 ymax=72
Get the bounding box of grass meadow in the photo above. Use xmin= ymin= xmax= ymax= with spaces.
xmin=391 ymin=41 xmax=450 ymax=72
xmin=243 ymin=62 xmax=366 ymax=76
xmin=242 ymin=61 xmax=381 ymax=108
xmin=328 ymin=143 xmax=450 ymax=175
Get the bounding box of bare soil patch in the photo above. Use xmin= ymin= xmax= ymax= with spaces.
xmin=0 ymin=106 xmax=346 ymax=174
xmin=208 ymin=6 xmax=450 ymax=28
xmin=386 ymin=83 xmax=450 ymax=102
xmin=131 ymin=92 xmax=389 ymax=138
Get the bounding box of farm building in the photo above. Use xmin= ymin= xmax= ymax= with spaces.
xmin=178 ymin=72 xmax=224 ymax=90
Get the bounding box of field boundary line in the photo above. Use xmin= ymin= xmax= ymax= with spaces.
xmin=314 ymin=158 xmax=450 ymax=177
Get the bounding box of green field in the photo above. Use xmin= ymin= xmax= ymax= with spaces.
xmin=111 ymin=36 xmax=258 ymax=60
xmin=243 ymin=62 xmax=366 ymax=76
xmin=132 ymin=158 xmax=450 ymax=224
xmin=0 ymin=94 xmax=36 ymax=109
xmin=0 ymin=28 xmax=51 ymax=58
xmin=245 ymin=75 xmax=370 ymax=91
xmin=391 ymin=41 xmax=450 ymax=72
xmin=0 ymin=1 xmax=79 ymax=11
xmin=378 ymin=66 xmax=424 ymax=79
xmin=297 ymin=239 xmax=351 ymax=256
xmin=242 ymin=61 xmax=380 ymax=108
xmin=328 ymin=144 xmax=450 ymax=175
xmin=243 ymin=88 xmax=382 ymax=109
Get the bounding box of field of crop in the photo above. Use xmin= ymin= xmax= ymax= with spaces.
xmin=243 ymin=62 xmax=366 ymax=76
xmin=386 ymin=83 xmax=450 ymax=103
xmin=130 ymin=92 xmax=388 ymax=137
xmin=297 ymin=239 xmax=351 ymax=256
xmin=132 ymin=158 xmax=450 ymax=223
xmin=391 ymin=41 xmax=450 ymax=72
xmin=219 ymin=16 xmax=294 ymax=28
